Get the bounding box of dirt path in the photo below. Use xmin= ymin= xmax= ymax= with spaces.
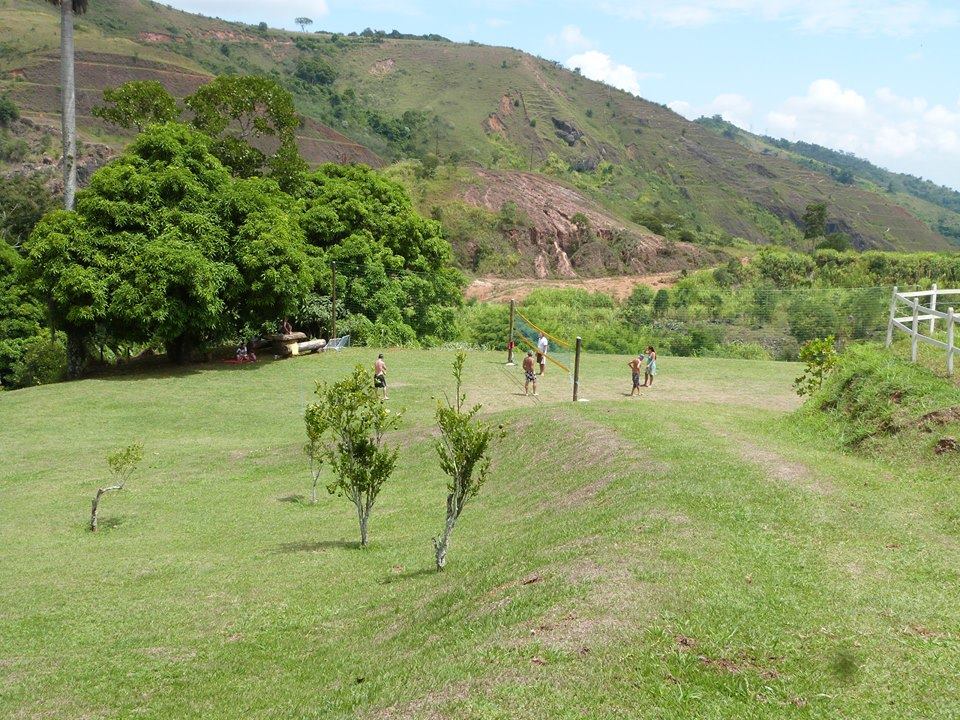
xmin=465 ymin=272 xmax=683 ymax=303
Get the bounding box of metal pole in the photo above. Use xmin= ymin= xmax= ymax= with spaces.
xmin=911 ymin=298 xmax=920 ymax=363
xmin=330 ymin=261 xmax=337 ymax=342
xmin=929 ymin=283 xmax=938 ymax=335
xmin=573 ymin=336 xmax=582 ymax=402
xmin=506 ymin=299 xmax=515 ymax=365
xmin=885 ymin=285 xmax=898 ymax=348
xmin=948 ymin=307 xmax=955 ymax=377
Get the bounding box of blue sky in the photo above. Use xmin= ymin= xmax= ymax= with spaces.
xmin=168 ymin=0 xmax=960 ymax=190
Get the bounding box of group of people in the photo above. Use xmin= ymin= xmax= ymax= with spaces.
xmin=628 ymin=346 xmax=657 ymax=395
xmin=369 ymin=337 xmax=658 ymax=401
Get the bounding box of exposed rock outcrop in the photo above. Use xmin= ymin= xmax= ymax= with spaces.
xmin=551 ymin=117 xmax=583 ymax=146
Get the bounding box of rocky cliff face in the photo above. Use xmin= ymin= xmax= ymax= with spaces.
xmin=462 ymin=169 xmax=713 ymax=278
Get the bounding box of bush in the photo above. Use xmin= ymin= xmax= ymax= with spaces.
xmin=10 ymin=337 xmax=67 ymax=387
xmin=0 ymin=133 xmax=29 ymax=162
xmin=0 ymin=95 xmax=19 ymax=127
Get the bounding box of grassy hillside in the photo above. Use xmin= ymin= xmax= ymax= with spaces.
xmin=2 ymin=0 xmax=958 ymax=260
xmin=696 ymin=115 xmax=960 ymax=248
xmin=1 ymin=349 xmax=959 ymax=717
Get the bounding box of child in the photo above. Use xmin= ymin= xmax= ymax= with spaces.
xmin=643 ymin=346 xmax=657 ymax=387
xmin=628 ymin=354 xmax=643 ymax=396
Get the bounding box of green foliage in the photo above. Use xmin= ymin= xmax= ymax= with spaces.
xmin=0 ymin=243 xmax=44 ymax=386
xmin=0 ymin=95 xmax=19 ymax=127
xmin=107 ymin=442 xmax=144 ymax=487
xmin=93 ymin=81 xmax=180 ymax=131
xmin=652 ymin=288 xmax=670 ymax=316
xmin=300 ymin=163 xmax=464 ymax=342
xmin=787 ymin=294 xmax=840 ymax=343
xmin=807 ymin=343 xmax=960 ymax=445
xmin=433 ymin=352 xmax=504 ymax=570
xmin=295 ymin=56 xmax=336 ymax=86
xmin=9 ymin=336 xmax=66 ymax=388
xmin=184 ymin=75 xmax=300 ymax=177
xmin=816 ymin=232 xmax=852 ymax=252
xmin=22 ymin=123 xmax=312 ymax=365
xmin=304 ymin=365 xmax=403 ymax=547
xmin=794 ymin=336 xmax=838 ymax=397
xmin=622 ymin=284 xmax=654 ymax=325
xmin=0 ymin=176 xmax=55 ymax=248
xmin=802 ymin=202 xmax=828 ymax=239
xmin=0 ymin=132 xmax=28 ymax=162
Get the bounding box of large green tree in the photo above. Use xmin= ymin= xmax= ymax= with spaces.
xmin=92 ymin=80 xmax=180 ymax=131
xmin=0 ymin=243 xmax=45 ymax=386
xmin=300 ymin=164 xmax=464 ymax=344
xmin=23 ymin=123 xmax=312 ymax=371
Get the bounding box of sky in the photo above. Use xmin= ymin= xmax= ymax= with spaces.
xmin=166 ymin=0 xmax=960 ymax=190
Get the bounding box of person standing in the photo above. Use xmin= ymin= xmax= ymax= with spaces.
xmin=536 ymin=332 xmax=549 ymax=376
xmin=522 ymin=351 xmax=538 ymax=396
xmin=628 ymin=354 xmax=643 ymax=396
xmin=374 ymin=353 xmax=388 ymax=399
xmin=643 ymin=346 xmax=657 ymax=387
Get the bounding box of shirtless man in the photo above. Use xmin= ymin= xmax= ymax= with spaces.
xmin=536 ymin=333 xmax=549 ymax=376
xmin=628 ymin=354 xmax=643 ymax=396
xmin=522 ymin=351 xmax=538 ymax=396
xmin=374 ymin=353 xmax=388 ymax=399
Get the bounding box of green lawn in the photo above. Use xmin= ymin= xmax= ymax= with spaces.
xmin=1 ymin=350 xmax=958 ymax=718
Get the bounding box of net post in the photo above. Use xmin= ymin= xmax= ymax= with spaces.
xmin=506 ymin=299 xmax=515 ymax=365
xmin=330 ymin=261 xmax=337 ymax=342
xmin=572 ymin=336 xmax=582 ymax=402
xmin=911 ymin=298 xmax=920 ymax=363
xmin=885 ymin=285 xmax=897 ymax=348
xmin=948 ymin=307 xmax=955 ymax=376
xmin=929 ymin=283 xmax=938 ymax=335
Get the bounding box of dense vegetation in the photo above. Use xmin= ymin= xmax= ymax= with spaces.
xmin=459 ymin=248 xmax=960 ymax=361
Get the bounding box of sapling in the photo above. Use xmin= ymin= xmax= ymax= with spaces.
xmin=794 ymin=336 xmax=839 ymax=397
xmin=433 ymin=352 xmax=505 ymax=570
xmin=304 ymin=366 xmax=402 ymax=547
xmin=90 ymin=443 xmax=143 ymax=532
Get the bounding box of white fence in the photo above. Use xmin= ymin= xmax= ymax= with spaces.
xmin=885 ymin=284 xmax=958 ymax=376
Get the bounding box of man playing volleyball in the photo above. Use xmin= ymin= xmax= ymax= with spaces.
xmin=523 ymin=351 xmax=538 ymax=396
xmin=536 ymin=332 xmax=549 ymax=376
xmin=374 ymin=353 xmax=388 ymax=399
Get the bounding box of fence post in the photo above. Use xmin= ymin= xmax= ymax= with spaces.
xmin=885 ymin=285 xmax=898 ymax=348
xmin=911 ymin=298 xmax=920 ymax=363
xmin=506 ymin=299 xmax=515 ymax=365
xmin=572 ymin=336 xmax=582 ymax=402
xmin=948 ymin=307 xmax=956 ymax=377
xmin=929 ymin=283 xmax=938 ymax=335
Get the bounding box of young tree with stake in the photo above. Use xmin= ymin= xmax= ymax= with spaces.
xmin=304 ymin=366 xmax=402 ymax=547
xmin=90 ymin=443 xmax=143 ymax=532
xmin=433 ymin=352 xmax=505 ymax=570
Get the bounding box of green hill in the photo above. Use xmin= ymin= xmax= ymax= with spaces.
xmin=696 ymin=115 xmax=960 ymax=247
xmin=1 ymin=348 xmax=959 ymax=717
xmin=2 ymin=0 xmax=958 ymax=271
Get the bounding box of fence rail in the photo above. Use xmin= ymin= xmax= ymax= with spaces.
xmin=885 ymin=284 xmax=957 ymax=376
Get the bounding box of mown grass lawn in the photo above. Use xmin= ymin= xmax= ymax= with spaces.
xmin=1 ymin=350 xmax=958 ymax=718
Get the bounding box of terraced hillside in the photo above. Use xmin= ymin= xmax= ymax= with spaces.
xmin=1 ymin=0 xmax=957 ymax=266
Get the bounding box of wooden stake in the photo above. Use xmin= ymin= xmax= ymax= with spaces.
xmin=573 ymin=336 xmax=582 ymax=402
xmin=911 ymin=298 xmax=920 ymax=363
xmin=330 ymin=261 xmax=337 ymax=342
xmin=929 ymin=283 xmax=939 ymax=335
xmin=948 ymin=307 xmax=956 ymax=376
xmin=507 ymin=299 xmax=515 ymax=365
xmin=885 ymin=285 xmax=898 ymax=348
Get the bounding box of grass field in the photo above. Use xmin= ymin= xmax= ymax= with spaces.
xmin=1 ymin=350 xmax=959 ymax=718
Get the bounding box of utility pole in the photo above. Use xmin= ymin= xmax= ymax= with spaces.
xmin=330 ymin=261 xmax=337 ymax=341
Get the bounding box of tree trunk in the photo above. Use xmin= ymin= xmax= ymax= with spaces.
xmin=311 ymin=478 xmax=317 ymax=504
xmin=358 ymin=508 xmax=369 ymax=548
xmin=90 ymin=485 xmax=122 ymax=531
xmin=165 ymin=335 xmax=193 ymax=364
xmin=434 ymin=510 xmax=457 ymax=571
xmin=66 ymin=331 xmax=87 ymax=379
xmin=60 ymin=1 xmax=77 ymax=211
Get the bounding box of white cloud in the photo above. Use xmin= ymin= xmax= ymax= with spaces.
xmin=597 ymin=0 xmax=958 ymax=36
xmin=486 ymin=17 xmax=508 ymax=28
xmin=559 ymin=24 xmax=592 ymax=49
xmin=565 ymin=50 xmax=653 ymax=96
xmin=765 ymin=78 xmax=960 ymax=185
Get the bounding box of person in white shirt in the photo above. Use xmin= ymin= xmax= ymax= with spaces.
xmin=536 ymin=333 xmax=549 ymax=376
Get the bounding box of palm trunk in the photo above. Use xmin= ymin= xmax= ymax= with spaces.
xmin=60 ymin=1 xmax=77 ymax=210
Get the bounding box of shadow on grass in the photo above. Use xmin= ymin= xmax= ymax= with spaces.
xmin=381 ymin=567 xmax=436 ymax=584
xmin=277 ymin=493 xmax=309 ymax=504
xmin=86 ymin=353 xmax=284 ymax=384
xmin=275 ymin=539 xmax=357 ymax=553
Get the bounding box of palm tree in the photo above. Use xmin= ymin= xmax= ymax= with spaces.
xmin=47 ymin=0 xmax=88 ymax=210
